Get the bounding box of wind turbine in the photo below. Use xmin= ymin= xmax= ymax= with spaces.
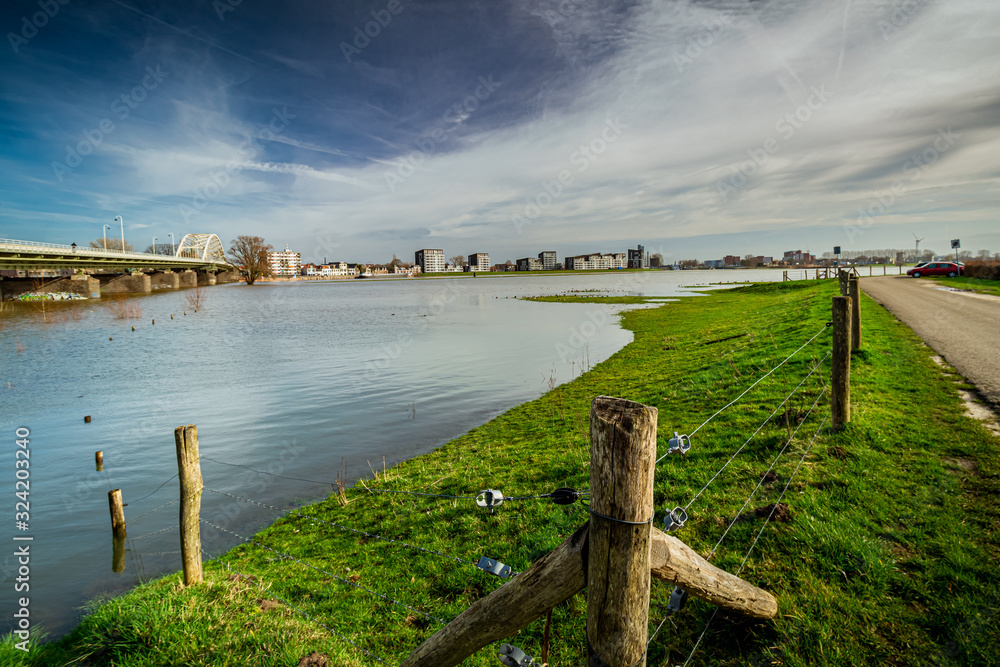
xmin=912 ymin=233 xmax=925 ymax=261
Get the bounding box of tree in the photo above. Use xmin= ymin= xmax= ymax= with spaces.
xmin=977 ymin=249 xmax=991 ymax=259
xmin=89 ymin=238 xmax=134 ymax=252
xmin=741 ymin=254 xmax=759 ymax=268
xmin=143 ymin=243 xmax=174 ymax=256
xmin=450 ymin=255 xmax=466 ymax=268
xmin=650 ymin=253 xmax=664 ymax=267
xmin=388 ymin=254 xmax=403 ymax=269
xmin=228 ymin=235 xmax=273 ymax=285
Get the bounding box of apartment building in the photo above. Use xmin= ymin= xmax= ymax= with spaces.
xmin=268 ymin=246 xmax=301 ymax=277
xmin=627 ymin=245 xmax=648 ymax=269
xmin=468 ymin=252 xmax=490 ymax=271
xmin=516 ymin=257 xmax=543 ymax=271
xmin=538 ymin=251 xmax=558 ymax=270
xmin=415 ymin=249 xmax=445 ymax=274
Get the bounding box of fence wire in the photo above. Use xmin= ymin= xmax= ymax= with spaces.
xmin=203 ymin=488 xmax=500 ymax=574
xmin=201 ymin=518 xmax=449 ymax=626
xmin=655 ymin=323 xmax=829 ymax=465
xmin=679 ymin=411 xmax=830 ymax=667
xmin=681 ymin=350 xmax=830 ymax=512
xmin=200 ymin=547 xmax=393 ymax=666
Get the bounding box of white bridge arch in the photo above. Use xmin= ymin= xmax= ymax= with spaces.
xmin=175 ymin=233 xmax=228 ymax=263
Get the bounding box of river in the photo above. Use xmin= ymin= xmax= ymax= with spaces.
xmin=0 ymin=268 xmax=789 ymax=638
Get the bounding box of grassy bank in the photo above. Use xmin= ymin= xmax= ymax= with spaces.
xmin=6 ymin=281 xmax=999 ymax=666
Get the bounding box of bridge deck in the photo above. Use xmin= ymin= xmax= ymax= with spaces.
xmin=0 ymin=238 xmax=232 ymax=272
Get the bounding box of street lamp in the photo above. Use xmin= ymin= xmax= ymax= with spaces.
xmin=114 ymin=215 xmax=124 ymax=253
xmin=103 ymin=224 xmax=111 ymax=250
xmin=168 ymin=232 xmax=175 ymax=256
xmin=152 ymin=236 xmax=157 ymax=256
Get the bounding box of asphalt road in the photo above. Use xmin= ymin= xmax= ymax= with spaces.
xmin=861 ymin=276 xmax=1000 ymax=406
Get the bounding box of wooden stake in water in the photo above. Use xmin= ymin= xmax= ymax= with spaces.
xmin=108 ymin=488 xmax=126 ymax=538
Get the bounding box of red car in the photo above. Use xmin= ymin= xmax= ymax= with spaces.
xmin=907 ymin=262 xmax=963 ymax=278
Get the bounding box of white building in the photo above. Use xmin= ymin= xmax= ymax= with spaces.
xmin=415 ymin=249 xmax=445 ymax=273
xmin=538 ymin=251 xmax=558 ymax=270
xmin=468 ymin=252 xmax=490 ymax=271
xmin=268 ymin=246 xmax=301 ymax=276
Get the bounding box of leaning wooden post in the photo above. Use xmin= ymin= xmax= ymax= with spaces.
xmin=588 ymin=396 xmax=657 ymax=667
xmin=95 ymin=450 xmax=104 ymax=472
xmin=108 ymin=489 xmax=126 ymax=537
xmin=849 ymin=277 xmax=862 ymax=350
xmin=175 ymin=424 xmax=204 ymax=585
xmin=832 ymin=297 xmax=852 ymax=430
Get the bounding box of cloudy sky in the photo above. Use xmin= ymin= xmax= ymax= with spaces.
xmin=1 ymin=0 xmax=998 ymax=264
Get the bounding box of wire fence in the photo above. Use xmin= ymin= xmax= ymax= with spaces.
xmin=115 ymin=321 xmax=839 ymax=667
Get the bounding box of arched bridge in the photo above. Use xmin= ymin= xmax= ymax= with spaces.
xmin=0 ymin=234 xmax=234 ymax=271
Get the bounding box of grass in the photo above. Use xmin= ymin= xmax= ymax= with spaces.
xmin=6 ymin=280 xmax=1000 ymax=666
xmin=927 ymin=275 xmax=1000 ymax=297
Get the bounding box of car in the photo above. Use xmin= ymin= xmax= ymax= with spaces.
xmin=907 ymin=261 xmax=963 ymax=278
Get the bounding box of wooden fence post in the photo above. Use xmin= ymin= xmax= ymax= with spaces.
xmin=95 ymin=450 xmax=103 ymax=472
xmin=849 ymin=277 xmax=861 ymax=350
xmin=108 ymin=488 xmax=126 ymax=537
xmin=588 ymin=396 xmax=657 ymax=667
xmin=837 ymin=269 xmax=850 ymax=297
xmin=832 ymin=297 xmax=852 ymax=430
xmin=175 ymin=424 xmax=204 ymax=585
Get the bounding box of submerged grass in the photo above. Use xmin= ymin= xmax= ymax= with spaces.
xmin=6 ymin=280 xmax=999 ymax=666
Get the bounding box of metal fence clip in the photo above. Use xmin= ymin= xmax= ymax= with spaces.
xmin=550 ymin=487 xmax=580 ymax=505
xmin=477 ymin=555 xmax=512 ymax=578
xmin=663 ymin=506 xmax=688 ymax=532
xmin=668 ymin=586 xmax=689 ymax=612
xmin=499 ymin=643 xmax=535 ymax=666
xmin=667 ymin=432 xmax=691 ymax=455
xmin=477 ymin=489 xmax=505 ymax=514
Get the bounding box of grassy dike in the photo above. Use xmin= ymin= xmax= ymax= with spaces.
xmin=5 ymin=281 xmax=1000 ymax=666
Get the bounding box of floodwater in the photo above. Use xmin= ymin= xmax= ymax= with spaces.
xmin=0 ymin=268 xmax=788 ymax=638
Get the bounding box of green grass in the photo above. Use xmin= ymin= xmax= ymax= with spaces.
xmin=927 ymin=275 xmax=1000 ymax=296
xmin=6 ymin=280 xmax=999 ymax=666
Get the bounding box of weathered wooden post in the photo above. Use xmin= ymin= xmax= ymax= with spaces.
xmin=175 ymin=424 xmax=204 ymax=585
xmin=112 ymin=534 xmax=126 ymax=573
xmin=95 ymin=450 xmax=104 ymax=472
xmin=838 ymin=269 xmax=850 ymax=297
xmin=832 ymin=297 xmax=852 ymax=430
xmin=108 ymin=488 xmax=126 ymax=537
xmin=588 ymin=396 xmax=657 ymax=667
xmin=849 ymin=277 xmax=861 ymax=350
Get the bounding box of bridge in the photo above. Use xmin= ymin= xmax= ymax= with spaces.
xmin=0 ymin=233 xmax=241 ymax=301
xmin=0 ymin=233 xmax=232 ymax=271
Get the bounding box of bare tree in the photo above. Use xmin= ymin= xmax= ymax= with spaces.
xmin=228 ymin=235 xmax=273 ymax=285
xmin=143 ymin=243 xmax=174 ymax=256
xmin=741 ymin=254 xmax=759 ymax=268
xmin=89 ymin=238 xmax=134 ymax=252
xmin=388 ymin=253 xmax=403 ymax=269
xmin=450 ymin=255 xmax=466 ymax=268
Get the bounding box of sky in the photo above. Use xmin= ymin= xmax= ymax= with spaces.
xmin=1 ymin=0 xmax=998 ymax=265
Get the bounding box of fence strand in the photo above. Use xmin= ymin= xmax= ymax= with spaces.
xmin=201 ymin=518 xmax=449 ymax=626
xmin=656 ymin=323 xmax=829 ymax=465
xmin=680 ymin=411 xmax=830 ymax=667
xmin=682 ymin=350 xmax=830 ymax=511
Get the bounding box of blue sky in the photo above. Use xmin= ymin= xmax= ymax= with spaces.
xmin=1 ymin=0 xmax=998 ymax=264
